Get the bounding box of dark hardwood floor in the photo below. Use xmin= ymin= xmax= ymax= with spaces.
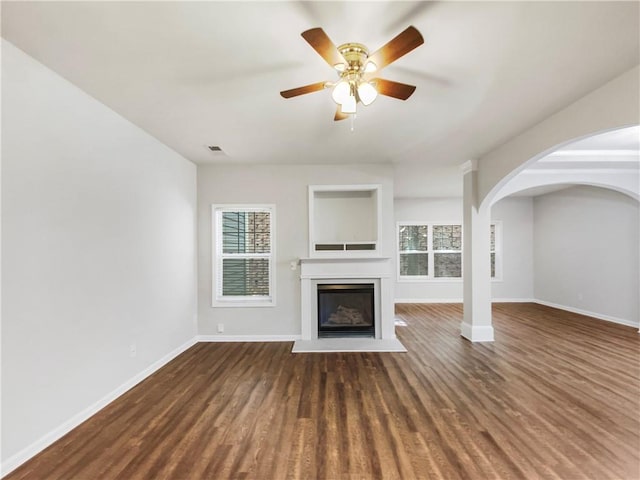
xmin=6 ymin=303 xmax=640 ymax=479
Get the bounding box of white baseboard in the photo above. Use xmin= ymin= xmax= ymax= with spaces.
xmin=492 ymin=298 xmax=536 ymax=303
xmin=460 ymin=322 xmax=495 ymax=342
xmin=0 ymin=337 xmax=198 ymax=478
xmin=197 ymin=334 xmax=301 ymax=342
xmin=394 ymin=298 xmax=535 ymax=304
xmin=533 ymin=299 xmax=639 ymax=328
xmin=395 ymin=298 xmax=462 ymax=304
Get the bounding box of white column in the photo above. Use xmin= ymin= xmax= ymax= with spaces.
xmin=461 ymin=160 xmax=494 ymax=342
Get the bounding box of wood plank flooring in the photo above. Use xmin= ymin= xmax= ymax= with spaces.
xmin=6 ymin=303 xmax=640 ymax=479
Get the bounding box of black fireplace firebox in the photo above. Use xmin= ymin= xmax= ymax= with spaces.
xmin=317 ymin=283 xmax=375 ymax=338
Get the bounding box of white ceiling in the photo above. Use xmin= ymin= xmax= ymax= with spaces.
xmin=2 ymin=1 xmax=639 ymax=169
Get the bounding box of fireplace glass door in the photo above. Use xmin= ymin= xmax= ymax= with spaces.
xmin=317 ymin=284 xmax=375 ymax=337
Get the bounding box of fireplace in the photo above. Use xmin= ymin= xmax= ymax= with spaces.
xmin=299 ymin=258 xmax=393 ymax=341
xmin=317 ymin=283 xmax=375 ymax=338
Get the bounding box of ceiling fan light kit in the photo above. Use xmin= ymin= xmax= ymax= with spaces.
xmin=331 ymin=43 xmax=376 ymax=112
xmin=280 ymin=26 xmax=424 ymax=122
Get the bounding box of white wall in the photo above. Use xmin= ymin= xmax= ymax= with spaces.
xmin=394 ymin=196 xmax=534 ymax=302
xmin=393 ymin=164 xmax=462 ymax=198
xmin=533 ymin=186 xmax=639 ymax=326
xmin=198 ymin=164 xmax=394 ymax=337
xmin=492 ymin=197 xmax=535 ymax=300
xmin=1 ymin=41 xmax=198 ymax=468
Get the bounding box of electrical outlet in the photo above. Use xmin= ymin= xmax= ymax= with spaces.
xmin=217 ymin=323 xmax=224 ymax=333
xmin=129 ymin=343 xmax=137 ymax=357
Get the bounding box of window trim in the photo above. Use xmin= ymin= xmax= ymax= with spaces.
xmin=211 ymin=204 xmax=276 ymax=308
xmin=397 ymin=221 xmax=502 ymax=282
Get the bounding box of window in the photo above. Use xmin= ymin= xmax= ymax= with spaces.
xmin=212 ymin=205 xmax=275 ymax=306
xmin=398 ymin=224 xmax=429 ymax=278
xmin=433 ymin=224 xmax=462 ymax=278
xmin=397 ymin=222 xmax=500 ymax=281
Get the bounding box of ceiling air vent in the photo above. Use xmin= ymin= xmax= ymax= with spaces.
xmin=208 ymin=145 xmax=223 ymax=152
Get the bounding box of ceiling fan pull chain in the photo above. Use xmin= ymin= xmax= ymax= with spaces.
xmin=350 ymin=114 xmax=356 ymax=133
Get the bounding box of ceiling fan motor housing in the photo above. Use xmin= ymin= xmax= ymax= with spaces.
xmin=336 ymin=43 xmax=370 ymax=75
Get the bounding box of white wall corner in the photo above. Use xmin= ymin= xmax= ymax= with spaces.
xmin=460 ymin=322 xmax=495 ymax=342
xmin=0 ymin=336 xmax=198 ymax=477
xmin=460 ymin=159 xmax=478 ymax=175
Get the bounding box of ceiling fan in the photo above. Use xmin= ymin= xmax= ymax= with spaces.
xmin=280 ymin=26 xmax=424 ymax=121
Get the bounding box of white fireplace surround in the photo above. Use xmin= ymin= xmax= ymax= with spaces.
xmin=294 ymin=184 xmax=405 ymax=352
xmin=299 ymin=257 xmax=396 ymax=341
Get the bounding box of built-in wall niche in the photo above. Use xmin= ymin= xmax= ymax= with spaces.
xmin=309 ymin=184 xmax=382 ymax=257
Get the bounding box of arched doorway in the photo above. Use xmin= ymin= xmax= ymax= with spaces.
xmin=461 ymin=122 xmax=639 ymax=341
xmin=492 ymin=126 xmax=639 ymax=329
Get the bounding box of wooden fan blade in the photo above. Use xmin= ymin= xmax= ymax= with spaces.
xmin=334 ymin=106 xmax=349 ymax=121
xmin=367 ymin=26 xmax=424 ymax=71
xmin=372 ymin=78 xmax=416 ymax=100
xmin=280 ymin=81 xmax=327 ymax=98
xmin=301 ymin=28 xmax=346 ymax=68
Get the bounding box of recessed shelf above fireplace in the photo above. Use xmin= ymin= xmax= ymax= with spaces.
xmin=309 ymin=184 xmax=382 ymax=258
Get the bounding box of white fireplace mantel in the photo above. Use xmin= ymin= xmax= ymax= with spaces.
xmin=299 ymin=257 xmax=395 ymax=341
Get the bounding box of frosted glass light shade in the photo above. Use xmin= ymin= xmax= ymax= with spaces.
xmin=358 ymin=82 xmax=378 ymax=106
xmin=332 ymin=81 xmax=350 ymax=104
xmin=341 ymin=95 xmax=357 ymax=114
